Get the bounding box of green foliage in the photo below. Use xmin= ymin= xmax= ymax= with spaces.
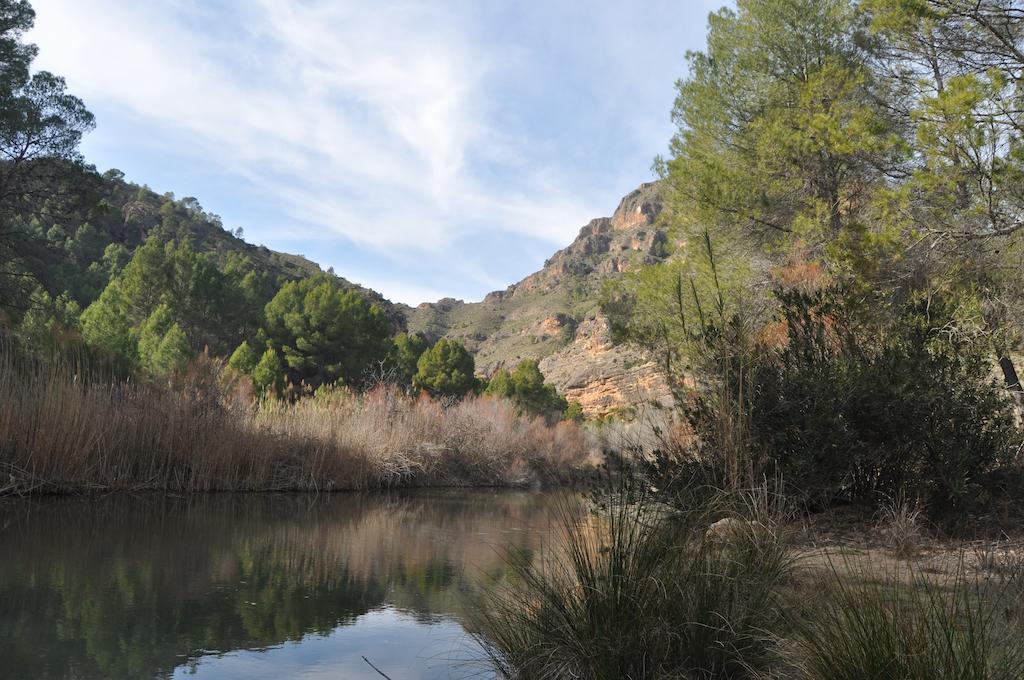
xmin=732 ymin=289 xmax=1018 ymax=516
xmin=227 ymin=341 xmax=259 ymax=375
xmin=389 ymin=331 xmax=429 ymax=386
xmin=412 ymin=338 xmax=477 ymax=398
xmin=136 ymin=305 xmax=168 ymax=372
xmin=19 ymin=179 xmax=403 ymax=389
xmin=80 ymin=284 xmax=134 ymax=362
xmin=100 ymin=243 xmax=130 ymax=279
xmin=252 ymin=348 xmax=284 ymax=398
xmin=147 ymin=322 xmax=190 ymax=380
xmin=77 ymin=235 xmax=253 ymax=374
xmin=863 ymin=0 xmax=1024 ymax=242
xmin=16 ymin=287 xmax=80 ymax=344
xmin=485 ymin=359 xmax=567 ymax=418
xmin=653 ymin=0 xmax=1024 ymax=352
xmin=136 ymin=304 xmax=190 ymax=378
xmin=116 ymin=237 xmax=237 ymax=353
xmin=563 ymin=401 xmax=585 ymax=422
xmin=663 ymin=0 xmax=902 ymax=258
xmin=263 ymin=274 xmax=391 ymax=389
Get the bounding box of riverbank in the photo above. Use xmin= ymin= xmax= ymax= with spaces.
xmin=471 ymin=483 xmax=1024 ymax=679
xmin=0 ymin=353 xmax=593 ymax=496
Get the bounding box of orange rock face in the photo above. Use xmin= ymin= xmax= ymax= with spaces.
xmin=539 ymin=315 xmax=673 ymax=417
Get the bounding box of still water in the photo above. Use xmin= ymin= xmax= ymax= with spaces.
xmin=0 ymin=490 xmax=574 ymax=679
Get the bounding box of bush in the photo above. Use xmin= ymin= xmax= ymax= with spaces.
xmin=227 ymin=340 xmax=259 ymax=374
xmin=412 ymin=338 xmax=478 ymax=398
xmin=696 ymin=288 xmax=1020 ymax=518
xmin=564 ymin=400 xmax=585 ymax=422
xmin=485 ymin=359 xmax=567 ymax=418
xmin=389 ymin=331 xmax=429 ymax=388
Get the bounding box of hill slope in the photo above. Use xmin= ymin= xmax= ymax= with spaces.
xmin=405 ymin=182 xmax=673 ymax=416
xmin=34 ymin=168 xmax=404 ymax=328
xmin=36 ymin=167 xmax=671 ymax=414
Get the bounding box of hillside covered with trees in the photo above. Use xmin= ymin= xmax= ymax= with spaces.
xmin=0 ymin=1 xmax=588 ymax=505
xmin=0 ymin=0 xmax=579 ymax=411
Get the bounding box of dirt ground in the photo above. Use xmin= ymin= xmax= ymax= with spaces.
xmin=789 ymin=504 xmax=1024 ymax=586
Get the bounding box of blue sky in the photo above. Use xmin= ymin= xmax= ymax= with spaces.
xmin=29 ymin=0 xmax=725 ymax=305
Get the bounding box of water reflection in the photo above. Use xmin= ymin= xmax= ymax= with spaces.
xmin=0 ymin=490 xmax=573 ymax=679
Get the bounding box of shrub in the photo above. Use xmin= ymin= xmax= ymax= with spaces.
xmin=252 ymin=347 xmax=284 ymax=397
xmin=227 ymin=340 xmax=259 ymax=374
xmin=389 ymin=331 xmax=429 ymax=388
xmin=693 ymin=288 xmax=1020 ymax=518
xmin=564 ymin=400 xmax=585 ymax=422
xmin=412 ymin=338 xmax=477 ymax=398
xmin=485 ymin=359 xmax=567 ymax=418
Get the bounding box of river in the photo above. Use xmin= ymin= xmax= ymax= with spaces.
xmin=0 ymin=490 xmax=575 ymax=679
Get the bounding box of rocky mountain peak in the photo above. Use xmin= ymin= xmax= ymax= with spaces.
xmin=610 ymin=181 xmax=663 ymax=231
xmin=405 ymin=180 xmax=672 ymax=416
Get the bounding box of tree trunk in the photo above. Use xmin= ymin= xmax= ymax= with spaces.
xmin=999 ymin=356 xmax=1023 ymax=393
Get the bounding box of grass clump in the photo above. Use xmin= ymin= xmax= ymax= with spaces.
xmin=471 ymin=478 xmax=793 ymax=679
xmin=875 ymin=495 xmax=925 ymax=559
xmin=787 ymin=559 xmax=1024 ymax=680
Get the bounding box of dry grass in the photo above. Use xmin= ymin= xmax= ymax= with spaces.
xmin=875 ymin=495 xmax=925 ymax=559
xmin=0 ymin=351 xmax=592 ymax=495
xmin=785 ymin=556 xmax=1024 ymax=680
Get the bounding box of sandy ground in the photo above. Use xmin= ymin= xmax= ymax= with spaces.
xmin=787 ymin=504 xmax=1024 ymax=588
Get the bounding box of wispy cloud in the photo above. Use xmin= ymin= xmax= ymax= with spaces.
xmin=29 ymin=0 xmax=722 ymax=303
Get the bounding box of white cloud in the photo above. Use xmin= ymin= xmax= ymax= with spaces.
xmin=26 ymin=0 xmax=728 ymax=303
xmin=29 ymin=0 xmax=598 ymax=260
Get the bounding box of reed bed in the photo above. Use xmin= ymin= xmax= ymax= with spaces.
xmin=0 ymin=352 xmax=592 ymax=495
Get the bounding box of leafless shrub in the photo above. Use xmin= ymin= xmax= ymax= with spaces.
xmin=0 ymin=351 xmax=593 ymax=495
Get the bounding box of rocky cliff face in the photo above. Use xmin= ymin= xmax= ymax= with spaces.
xmin=403 ymin=181 xmax=673 ymax=416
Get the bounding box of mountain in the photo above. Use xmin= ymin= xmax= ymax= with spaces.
xmin=34 ymin=168 xmax=672 ymax=415
xmin=32 ymin=168 xmax=405 ymax=328
xmin=404 ymin=182 xmax=673 ymax=416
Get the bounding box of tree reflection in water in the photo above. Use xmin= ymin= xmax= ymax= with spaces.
xmin=0 ymin=489 xmax=572 ymax=679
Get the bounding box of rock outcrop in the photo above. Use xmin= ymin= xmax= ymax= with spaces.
xmin=404 ymin=181 xmax=673 ymax=417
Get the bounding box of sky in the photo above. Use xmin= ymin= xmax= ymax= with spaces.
xmin=29 ymin=0 xmax=725 ymax=305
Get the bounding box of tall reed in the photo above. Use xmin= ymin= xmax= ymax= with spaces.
xmin=0 ymin=348 xmax=591 ymax=495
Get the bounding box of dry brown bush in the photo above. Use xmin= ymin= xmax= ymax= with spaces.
xmin=0 ymin=352 xmax=592 ymax=495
